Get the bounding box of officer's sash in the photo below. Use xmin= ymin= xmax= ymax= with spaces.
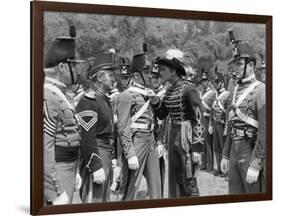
xmin=229 ymin=81 xmax=261 ymax=128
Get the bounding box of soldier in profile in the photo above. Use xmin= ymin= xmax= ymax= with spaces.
xmin=221 ymin=32 xmax=266 ymax=194
xmin=43 ymin=26 xmax=84 ymax=205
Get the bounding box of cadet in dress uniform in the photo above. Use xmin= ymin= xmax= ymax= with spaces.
xmin=110 ymin=57 xmax=132 ymax=196
xmin=116 ymin=52 xmax=161 ymax=200
xmin=150 ymin=58 xmax=168 ymax=198
xmin=211 ymin=71 xmax=229 ymax=176
xmin=152 ymin=50 xmax=204 ymax=198
xmin=200 ymin=70 xmax=216 ymax=171
xmin=76 ymin=53 xmax=116 ymax=202
xmin=43 ymin=26 xmax=84 ymax=205
xmin=221 ymin=32 xmax=266 ymax=194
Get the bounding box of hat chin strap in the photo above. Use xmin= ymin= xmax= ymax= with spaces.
xmin=67 ymin=63 xmax=75 ymax=84
xmin=241 ymin=73 xmax=256 ymax=83
xmin=238 ymin=58 xmax=248 ymax=84
xmin=139 ymin=70 xmax=147 ymax=87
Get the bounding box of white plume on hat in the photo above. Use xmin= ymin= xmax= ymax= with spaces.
xmin=108 ymin=48 xmax=116 ymax=54
xmin=166 ymin=49 xmax=184 ymax=60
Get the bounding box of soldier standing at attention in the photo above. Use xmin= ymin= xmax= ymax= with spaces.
xmin=221 ymin=32 xmax=266 ymax=194
xmin=151 ymin=49 xmax=204 ymax=198
xmin=76 ymin=53 xmax=116 ymax=202
xmin=211 ymin=71 xmax=229 ymax=176
xmin=200 ymin=70 xmax=216 ymax=172
xmin=117 ymin=50 xmax=161 ymax=200
xmin=43 ymin=26 xmax=84 ymax=205
xmin=110 ymin=57 xmax=132 ymax=197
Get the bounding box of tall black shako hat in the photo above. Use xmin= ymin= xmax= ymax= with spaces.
xmin=131 ymin=43 xmax=151 ymax=72
xmin=89 ymin=52 xmax=117 ymax=79
xmin=119 ymin=57 xmax=131 ymax=76
xmin=201 ymin=69 xmax=209 ymax=81
xmin=45 ymin=25 xmax=83 ymax=68
xmin=151 ymin=57 xmax=160 ymax=75
xmin=156 ymin=57 xmax=186 ymax=78
xmin=228 ymin=31 xmax=256 ymax=66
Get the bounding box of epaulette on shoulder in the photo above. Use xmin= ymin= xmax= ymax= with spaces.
xmin=84 ymin=89 xmax=96 ymax=100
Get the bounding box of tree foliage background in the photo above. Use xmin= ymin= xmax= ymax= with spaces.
xmin=44 ymin=11 xmax=265 ymax=78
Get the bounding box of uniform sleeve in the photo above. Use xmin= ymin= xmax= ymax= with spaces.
xmin=152 ymin=98 xmax=169 ymax=120
xmin=182 ymin=87 xmax=204 ymax=153
xmin=250 ymin=85 xmax=266 ymax=171
xmin=76 ymin=96 xmax=102 ymax=173
xmin=116 ymin=92 xmax=136 ymax=159
xmin=222 ymin=124 xmax=232 ymax=159
xmin=43 ymin=98 xmax=64 ymax=201
xmin=111 ymin=95 xmax=119 ymax=160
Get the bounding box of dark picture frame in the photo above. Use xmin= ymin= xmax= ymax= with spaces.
xmin=31 ymin=1 xmax=272 ymax=215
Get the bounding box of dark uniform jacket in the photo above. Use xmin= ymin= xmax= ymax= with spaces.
xmin=76 ymin=85 xmax=114 ymax=173
xmin=223 ymin=77 xmax=266 ymax=171
xmin=43 ymin=77 xmax=80 ymax=201
xmin=116 ymin=82 xmax=155 ymax=159
xmin=153 ymin=80 xmax=204 ymax=152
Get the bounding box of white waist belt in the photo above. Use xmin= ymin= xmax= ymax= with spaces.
xmin=203 ymin=112 xmax=210 ymax=117
xmin=131 ymin=123 xmax=154 ymax=130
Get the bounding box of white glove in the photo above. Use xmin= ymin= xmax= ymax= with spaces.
xmin=220 ymin=158 xmax=229 ymax=174
xmin=128 ymin=156 xmax=139 ymax=170
xmin=53 ymin=191 xmax=69 ymax=205
xmin=246 ymin=166 xmax=260 ymax=184
xmin=157 ymin=144 xmax=165 ymax=158
xmin=93 ymin=168 xmax=105 ymax=184
xmin=74 ymin=173 xmax=82 ymax=192
xmin=192 ymin=152 xmax=201 ymax=164
xmin=112 ymin=159 xmax=117 ymax=168
xmin=208 ymin=126 xmax=213 ymax=135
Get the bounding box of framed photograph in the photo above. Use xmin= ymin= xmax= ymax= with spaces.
xmin=31 ymin=0 xmax=272 ymax=215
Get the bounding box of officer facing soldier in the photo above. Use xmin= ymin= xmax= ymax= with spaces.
xmin=76 ymin=52 xmax=116 ymax=202
xmin=151 ymin=49 xmax=204 ymax=198
xmin=116 ymin=47 xmax=162 ymax=200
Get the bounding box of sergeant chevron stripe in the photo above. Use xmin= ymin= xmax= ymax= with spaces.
xmin=43 ymin=101 xmax=56 ymax=136
xmin=76 ymin=110 xmax=97 ymax=132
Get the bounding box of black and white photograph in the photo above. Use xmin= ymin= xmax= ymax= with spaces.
xmin=41 ymin=7 xmax=267 ymax=206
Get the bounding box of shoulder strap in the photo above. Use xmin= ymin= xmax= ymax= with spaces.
xmin=229 ymin=81 xmax=261 ymax=128
xmin=131 ymin=99 xmax=151 ymax=123
xmin=216 ymin=91 xmax=229 ymax=112
xmin=44 ymin=83 xmax=74 ymax=110
xmin=233 ymin=81 xmax=261 ymax=108
xmin=202 ymin=89 xmax=213 ymax=100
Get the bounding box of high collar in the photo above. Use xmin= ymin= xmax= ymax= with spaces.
xmin=239 ymin=74 xmax=256 ymax=84
xmin=92 ymin=84 xmax=110 ymax=99
xmin=172 ymin=79 xmax=185 ymax=88
xmin=45 ymin=77 xmax=66 ymax=91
